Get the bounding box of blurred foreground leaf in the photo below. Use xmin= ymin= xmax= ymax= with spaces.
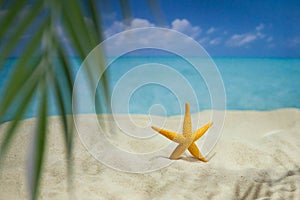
xmin=0 ymin=0 xmax=161 ymax=199
xmin=0 ymin=0 xmax=109 ymax=199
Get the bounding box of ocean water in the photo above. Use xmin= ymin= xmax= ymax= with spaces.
xmin=216 ymin=58 xmax=300 ymax=110
xmin=0 ymin=57 xmax=300 ymax=123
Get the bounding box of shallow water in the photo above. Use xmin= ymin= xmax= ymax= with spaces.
xmin=0 ymin=57 xmax=300 ymax=123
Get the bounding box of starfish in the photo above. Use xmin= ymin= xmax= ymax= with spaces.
xmin=151 ymin=102 xmax=213 ymax=162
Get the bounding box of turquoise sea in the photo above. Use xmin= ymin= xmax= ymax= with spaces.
xmin=1 ymin=57 xmax=300 ymax=123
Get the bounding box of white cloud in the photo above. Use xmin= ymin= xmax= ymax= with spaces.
xmin=104 ymin=18 xmax=277 ymax=53
xmin=171 ymin=19 xmax=201 ymax=38
xmin=210 ymin=37 xmax=222 ymax=45
xmin=256 ymin=23 xmax=264 ymax=31
xmin=171 ymin=19 xmax=189 ymax=31
xmin=226 ymin=33 xmax=257 ymax=47
xmin=104 ymin=18 xmax=155 ymax=37
xmin=105 ymin=18 xmax=201 ymax=40
xmin=130 ymin=18 xmax=155 ymax=28
xmin=206 ymin=27 xmax=216 ymax=34
xmin=104 ymin=21 xmax=124 ymax=37
xmin=226 ymin=23 xmax=270 ymax=47
xmin=103 ymin=19 xmax=203 ymax=56
xmin=198 ymin=37 xmax=209 ymax=44
xmin=104 ymin=29 xmax=202 ymax=56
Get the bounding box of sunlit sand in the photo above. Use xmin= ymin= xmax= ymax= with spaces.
xmin=0 ymin=109 xmax=299 ymax=199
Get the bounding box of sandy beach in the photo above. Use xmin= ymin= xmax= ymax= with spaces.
xmin=0 ymin=109 xmax=300 ymax=199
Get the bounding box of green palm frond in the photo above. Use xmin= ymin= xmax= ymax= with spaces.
xmin=0 ymin=0 xmax=163 ymax=199
xmin=0 ymin=0 xmax=107 ymax=199
xmin=29 ymin=78 xmax=48 ymax=199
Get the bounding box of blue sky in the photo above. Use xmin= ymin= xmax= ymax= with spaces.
xmin=102 ymin=0 xmax=300 ymax=57
xmin=1 ymin=1 xmax=299 ymax=57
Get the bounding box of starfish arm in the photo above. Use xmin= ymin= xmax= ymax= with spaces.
xmin=169 ymin=143 xmax=189 ymax=160
xmin=188 ymin=142 xmax=207 ymax=162
xmin=193 ymin=122 xmax=213 ymax=142
xmin=151 ymin=126 xmax=184 ymax=143
xmin=183 ymin=102 xmax=192 ymax=137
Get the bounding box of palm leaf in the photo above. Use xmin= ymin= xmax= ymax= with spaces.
xmin=87 ymin=0 xmax=104 ymax=41
xmin=146 ymin=0 xmax=167 ymax=27
xmin=53 ymin=44 xmax=75 ymax=187
xmin=0 ymin=0 xmax=109 ymax=198
xmin=62 ymin=0 xmax=95 ymax=53
xmin=119 ymin=0 xmax=132 ymax=26
xmin=28 ymin=79 xmax=48 ymax=200
xmin=0 ymin=0 xmax=44 ymax=66
xmin=0 ymin=0 xmax=159 ymax=199
xmin=0 ymin=68 xmax=40 ymax=165
xmin=0 ymin=0 xmax=26 ymax=40
xmin=0 ymin=16 xmax=50 ymax=122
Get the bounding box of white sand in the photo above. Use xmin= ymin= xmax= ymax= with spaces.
xmin=0 ymin=109 xmax=300 ymax=199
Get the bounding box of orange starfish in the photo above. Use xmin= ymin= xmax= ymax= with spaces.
xmin=151 ymin=102 xmax=213 ymax=162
